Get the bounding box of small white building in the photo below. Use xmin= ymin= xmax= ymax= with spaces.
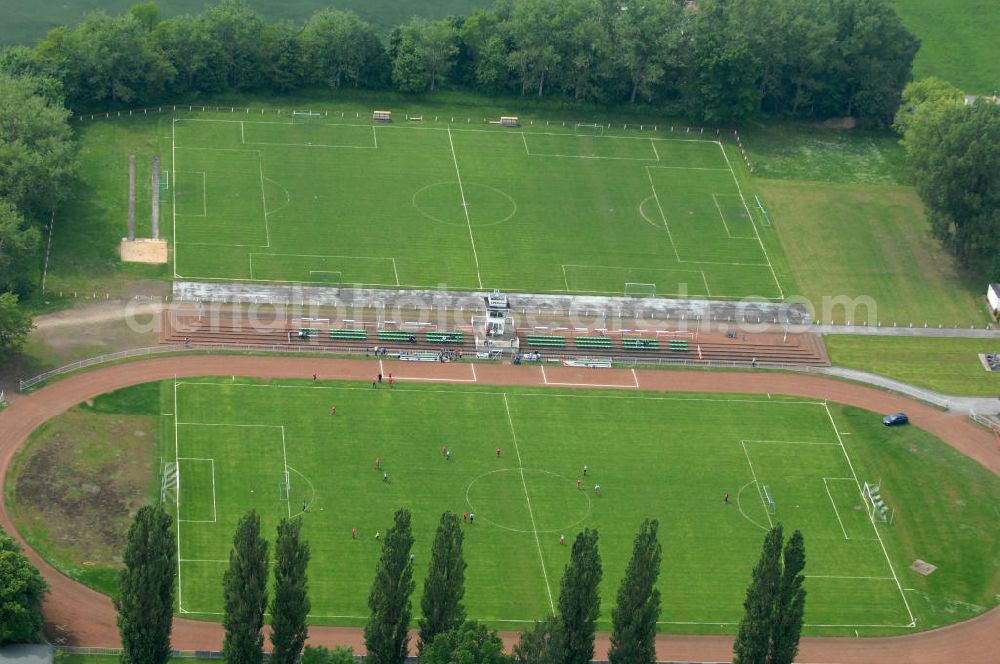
xmin=987 ymin=284 xmax=1000 ymax=313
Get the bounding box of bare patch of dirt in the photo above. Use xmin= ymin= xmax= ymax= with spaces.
xmin=10 ymin=410 xmax=156 ymax=569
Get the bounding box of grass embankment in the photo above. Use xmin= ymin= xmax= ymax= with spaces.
xmin=756 ymin=179 xmax=986 ymax=326
xmin=826 ymin=335 xmax=1000 ymax=396
xmin=893 ymin=0 xmax=1000 ymax=93
xmin=5 ymin=383 xmax=163 ymax=596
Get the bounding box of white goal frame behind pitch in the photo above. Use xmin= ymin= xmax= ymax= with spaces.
xmin=574 ymin=122 xmax=605 ymax=136
xmin=624 ymin=282 xmax=656 ymax=297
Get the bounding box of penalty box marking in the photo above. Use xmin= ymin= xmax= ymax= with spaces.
xmin=540 ymin=365 xmax=639 ymax=389
xmin=173 ymin=171 xmax=207 ymax=217
xmin=175 ymin=118 xmax=378 ymax=150
xmin=561 ymin=263 xmax=711 ymax=297
xmin=176 ymin=457 xmax=217 ymax=523
xmin=248 ymin=253 xmax=400 ymax=286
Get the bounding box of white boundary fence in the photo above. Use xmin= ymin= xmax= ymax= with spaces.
xmin=17 ymin=343 xmax=372 ymax=392
xmin=18 ymin=343 xmax=826 ymax=393
xmin=70 ymin=103 xmax=753 ymax=170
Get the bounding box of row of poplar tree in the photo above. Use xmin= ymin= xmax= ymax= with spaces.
xmin=0 ymin=0 xmax=919 ymax=123
xmin=117 ymin=505 xmax=806 ymax=663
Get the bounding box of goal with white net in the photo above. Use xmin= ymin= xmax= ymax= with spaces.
xmin=624 ymin=282 xmax=656 ymax=297
xmin=575 ymin=122 xmax=604 ymax=136
xmin=292 ymin=110 xmax=323 ymax=119
xmin=762 ymin=484 xmax=776 ymax=515
xmin=309 ymin=270 xmax=343 ymax=284
xmin=279 ymin=470 xmax=291 ymax=501
xmin=864 ymin=481 xmax=893 ymax=523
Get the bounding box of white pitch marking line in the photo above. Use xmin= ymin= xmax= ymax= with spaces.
xmin=716 ymin=141 xmax=784 ymax=299
xmin=825 ymin=404 xmax=916 ymax=626
xmin=650 ymin=139 xmax=660 ymax=161
xmin=823 ymin=478 xmax=850 ymax=540
xmin=741 ymin=441 xmax=773 ymax=528
xmin=171 ymin=119 xmax=179 ymax=278
xmin=173 ymin=378 xmax=184 ymax=611
xmin=173 ymin=380 xmax=826 ymax=406
xmin=503 ymin=394 xmax=555 ymax=613
xmin=280 ymin=425 xmax=291 ymax=518
xmin=521 ymin=133 xmax=531 ymax=155
xmin=257 ymin=151 xmax=271 ymax=247
xmin=806 ymin=575 xmax=894 ymax=580
xmin=644 ymin=167 xmax=681 ymax=261
xmin=631 ymin=368 xmax=639 ymax=388
xmin=447 ymin=127 xmax=483 ymax=289
xmin=241 ymin=120 xmax=245 ymax=144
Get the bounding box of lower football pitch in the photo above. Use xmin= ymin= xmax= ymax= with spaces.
xmin=170 ymin=115 xmax=784 ymax=299
xmin=168 ymin=379 xmax=916 ymax=634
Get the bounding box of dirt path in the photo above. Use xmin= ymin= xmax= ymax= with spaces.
xmin=2 ymin=357 xmax=998 ymax=662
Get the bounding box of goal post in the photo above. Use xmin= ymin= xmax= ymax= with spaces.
xmin=279 ymin=470 xmax=290 ymax=501
xmin=575 ymin=122 xmax=604 ymax=136
xmin=762 ymin=484 xmax=776 ymax=515
xmin=863 ymin=481 xmax=892 ymax=523
xmin=308 ymin=270 xmax=343 ymax=284
xmin=624 ymin=282 xmax=656 ymax=297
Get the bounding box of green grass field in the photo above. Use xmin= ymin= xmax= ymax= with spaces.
xmin=757 ymin=179 xmax=986 ymax=326
xmin=826 ymin=335 xmax=1000 ymax=396
xmin=894 ymin=0 xmax=1000 ymax=93
xmin=0 ymin=1 xmax=490 ymax=45
xmin=167 ymin=113 xmax=784 ymax=299
xmin=149 ymin=377 xmax=1000 ymax=636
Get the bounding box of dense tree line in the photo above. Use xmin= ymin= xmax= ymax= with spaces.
xmin=3 ymin=0 xmax=918 ymax=124
xmin=895 ymin=78 xmax=1000 ymax=272
xmin=112 ymin=503 xmax=806 ymax=662
xmin=0 ymin=68 xmax=74 ymax=353
xmin=0 ymin=527 xmax=48 ymax=644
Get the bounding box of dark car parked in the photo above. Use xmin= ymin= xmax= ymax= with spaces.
xmin=883 ymin=413 xmax=908 ymax=426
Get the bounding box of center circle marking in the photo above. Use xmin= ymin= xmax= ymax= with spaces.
xmin=465 ymin=468 xmax=592 ymax=534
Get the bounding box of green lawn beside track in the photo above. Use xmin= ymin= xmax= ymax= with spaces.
xmin=826 ymin=335 xmax=1000 ymax=397
xmin=756 ymin=179 xmax=986 ymax=326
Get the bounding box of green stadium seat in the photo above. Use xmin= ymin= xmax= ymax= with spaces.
xmin=427 ymin=331 xmax=465 ymax=344
xmin=330 ymin=329 xmax=368 ymax=340
xmin=574 ymin=337 xmax=613 ymax=348
xmin=526 ymin=334 xmax=567 ymax=347
xmin=378 ymin=330 xmax=416 ymax=342
xmin=622 ymin=338 xmax=659 ymax=350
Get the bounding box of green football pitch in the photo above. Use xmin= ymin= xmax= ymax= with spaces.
xmin=166 ymin=379 xmax=921 ymax=635
xmin=169 ymin=115 xmax=784 ymax=299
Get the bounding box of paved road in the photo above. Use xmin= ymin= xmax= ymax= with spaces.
xmin=819 ymin=367 xmax=1000 ymax=414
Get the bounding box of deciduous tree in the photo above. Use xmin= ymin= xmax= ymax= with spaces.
xmin=770 ymin=530 xmax=807 ymax=664
xmin=0 ymin=292 xmax=33 ymax=359
xmin=0 ymin=527 xmax=48 ymax=644
xmin=270 ymin=518 xmax=311 ymax=664
xmin=513 ymin=614 xmax=561 ymax=664
xmin=364 ymin=508 xmax=415 ymax=664
xmin=115 ymin=505 xmax=175 ymax=664
xmin=609 ymin=519 xmax=662 ymax=664
xmin=223 ymin=510 xmax=269 ymax=664
xmin=902 ymin=101 xmax=1000 ymax=266
xmin=418 ymin=511 xmax=467 ymax=654
xmin=421 ymin=621 xmax=513 ymax=664
xmin=733 ymin=525 xmax=783 ymax=663
xmin=558 ymin=528 xmax=602 ymax=664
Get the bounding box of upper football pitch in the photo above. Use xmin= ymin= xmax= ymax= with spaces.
xmin=170 ymin=114 xmax=784 ymax=300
